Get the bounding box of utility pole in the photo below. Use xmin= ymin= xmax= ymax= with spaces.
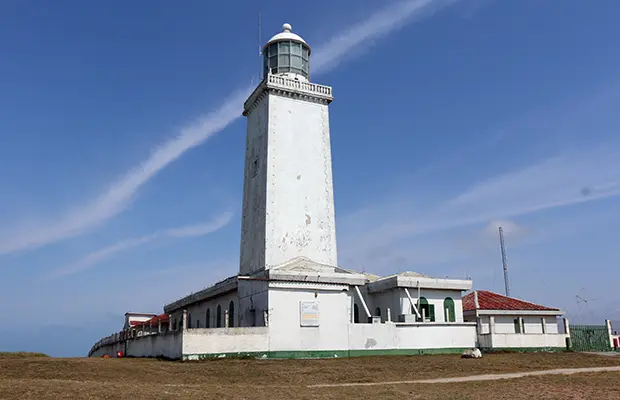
xmin=498 ymin=226 xmax=511 ymax=297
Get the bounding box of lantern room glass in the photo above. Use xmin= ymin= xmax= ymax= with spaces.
xmin=263 ymin=40 xmax=310 ymax=79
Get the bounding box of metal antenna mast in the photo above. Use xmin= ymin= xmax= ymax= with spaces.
xmin=498 ymin=226 xmax=511 ymax=297
xmin=258 ymin=11 xmax=263 ymax=76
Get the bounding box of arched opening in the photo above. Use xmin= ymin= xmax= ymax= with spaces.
xmin=187 ymin=313 xmax=192 ymax=329
xmin=418 ymin=297 xmax=435 ymax=322
xmin=444 ymin=297 xmax=456 ymax=322
xmin=216 ymin=305 xmax=222 ymax=328
xmin=228 ymin=301 xmax=235 ymax=328
xmin=205 ymin=309 xmax=211 ymax=328
xmin=353 ymin=304 xmax=360 ymax=323
xmin=375 ymin=307 xmax=381 ymax=317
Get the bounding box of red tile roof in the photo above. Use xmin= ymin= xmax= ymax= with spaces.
xmin=463 ymin=290 xmax=560 ymax=312
xmin=131 ymin=314 xmax=170 ymax=328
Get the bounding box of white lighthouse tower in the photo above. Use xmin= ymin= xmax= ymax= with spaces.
xmin=240 ymin=23 xmax=341 ymax=276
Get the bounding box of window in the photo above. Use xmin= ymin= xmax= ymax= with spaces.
xmin=353 ymin=304 xmax=360 ymax=323
xmin=375 ymin=307 xmax=381 ymax=318
xmin=443 ymin=297 xmax=456 ymax=322
xmin=514 ymin=318 xmax=521 ymax=334
xmin=291 ymin=42 xmax=302 ymax=56
xmin=206 ymin=309 xmax=210 ymax=328
xmin=196 ymin=320 xmax=200 ymax=328
xmin=216 ymin=305 xmax=222 ymax=328
xmin=418 ymin=297 xmax=435 ymax=322
xmin=187 ymin=313 xmax=192 ymax=329
xmin=251 ymin=158 xmax=259 ymax=178
xmin=228 ymin=301 xmax=235 ymax=328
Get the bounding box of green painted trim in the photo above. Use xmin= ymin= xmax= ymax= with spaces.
xmin=182 ymin=347 xmax=467 ymax=361
xmin=481 ymin=347 xmax=567 ymax=354
xmin=268 ymin=350 xmax=350 ymax=359
xmin=348 ymin=348 xmax=467 ymax=357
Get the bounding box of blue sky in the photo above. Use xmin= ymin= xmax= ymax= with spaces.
xmin=1 ymin=0 xmax=620 ymax=356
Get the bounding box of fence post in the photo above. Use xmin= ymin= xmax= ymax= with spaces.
xmin=606 ymin=319 xmax=613 ymax=349
xmin=563 ymin=318 xmax=571 ymax=349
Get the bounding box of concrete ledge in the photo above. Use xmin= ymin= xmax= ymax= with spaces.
xmin=164 ymin=276 xmax=238 ymax=313
xmin=367 ymin=275 xmax=472 ymax=293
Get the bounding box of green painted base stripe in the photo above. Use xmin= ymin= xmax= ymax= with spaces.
xmin=182 ymin=347 xmax=468 ymax=360
xmin=481 ymin=347 xmax=567 ymax=353
xmin=348 ymin=348 xmax=467 ymax=357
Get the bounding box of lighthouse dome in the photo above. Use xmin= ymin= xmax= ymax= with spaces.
xmin=263 ymin=23 xmax=311 ymax=81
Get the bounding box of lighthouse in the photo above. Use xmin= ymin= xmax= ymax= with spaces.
xmin=240 ymin=23 xmax=339 ymax=276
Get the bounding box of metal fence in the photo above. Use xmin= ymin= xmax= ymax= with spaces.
xmin=569 ymin=324 xmax=611 ymax=352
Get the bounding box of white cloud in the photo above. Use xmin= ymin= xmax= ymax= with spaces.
xmin=483 ymin=220 xmax=526 ymax=239
xmin=337 ymin=140 xmax=620 ymax=273
xmin=47 ymin=211 xmax=233 ymax=279
xmin=0 ymin=0 xmax=458 ymax=256
xmin=312 ymin=0 xmax=456 ymax=74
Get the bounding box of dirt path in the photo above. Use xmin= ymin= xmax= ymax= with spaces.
xmin=308 ymin=365 xmax=620 ymax=388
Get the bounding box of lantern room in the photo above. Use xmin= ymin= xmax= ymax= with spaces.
xmin=262 ymin=23 xmax=311 ymax=81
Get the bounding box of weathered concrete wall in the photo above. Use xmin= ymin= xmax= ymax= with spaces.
xmin=238 ymin=279 xmax=269 ymax=327
xmin=240 ymin=92 xmax=269 ymax=276
xmin=268 ymin=283 xmax=351 ymax=351
xmin=127 ymin=332 xmax=182 ymax=359
xmin=354 ymin=287 xmax=466 ymax=324
xmin=485 ymin=332 xmax=567 ymax=349
xmin=399 ymin=289 xmax=465 ymax=323
xmin=370 ymin=289 xmax=401 ymax=321
xmin=90 ymin=332 xmax=182 ymax=359
xmin=264 ymin=93 xmax=338 ymax=269
xmin=348 ymin=323 xmax=476 ymax=351
xmin=183 ymin=327 xmax=269 ymax=359
xmin=90 ymin=341 xmax=124 ymax=358
xmin=494 ymin=316 xmax=518 ymax=334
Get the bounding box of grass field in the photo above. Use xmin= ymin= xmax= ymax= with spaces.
xmin=1 ymin=352 xmax=620 ymax=399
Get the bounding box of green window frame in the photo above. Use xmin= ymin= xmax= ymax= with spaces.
xmin=444 ymin=297 xmax=456 ymax=322
xmin=418 ymin=297 xmax=435 ymax=322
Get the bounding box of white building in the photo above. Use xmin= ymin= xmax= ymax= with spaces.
xmin=89 ymin=23 xmax=479 ymax=360
xmin=463 ymin=290 xmax=568 ymax=351
xmin=90 ymin=23 xmax=583 ymax=360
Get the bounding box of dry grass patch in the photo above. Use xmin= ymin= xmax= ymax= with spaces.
xmin=1 ymin=352 xmax=619 ymax=399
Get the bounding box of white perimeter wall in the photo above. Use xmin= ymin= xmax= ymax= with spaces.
xmin=127 ymin=332 xmax=183 ymax=359
xmin=90 ymin=332 xmax=182 ymax=359
xmin=486 ymin=333 xmax=567 ymax=348
xmin=183 ymin=328 xmax=269 ymax=357
xmin=348 ymin=323 xmax=476 ymax=351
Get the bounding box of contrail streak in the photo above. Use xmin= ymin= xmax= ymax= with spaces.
xmin=0 ymin=0 xmax=458 ymax=255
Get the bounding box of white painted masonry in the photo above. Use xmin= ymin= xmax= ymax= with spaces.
xmin=464 ymin=312 xmax=566 ymax=350
xmin=241 ymin=74 xmax=338 ymax=275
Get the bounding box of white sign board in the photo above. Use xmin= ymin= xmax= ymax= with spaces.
xmin=300 ymin=301 xmax=319 ymax=327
